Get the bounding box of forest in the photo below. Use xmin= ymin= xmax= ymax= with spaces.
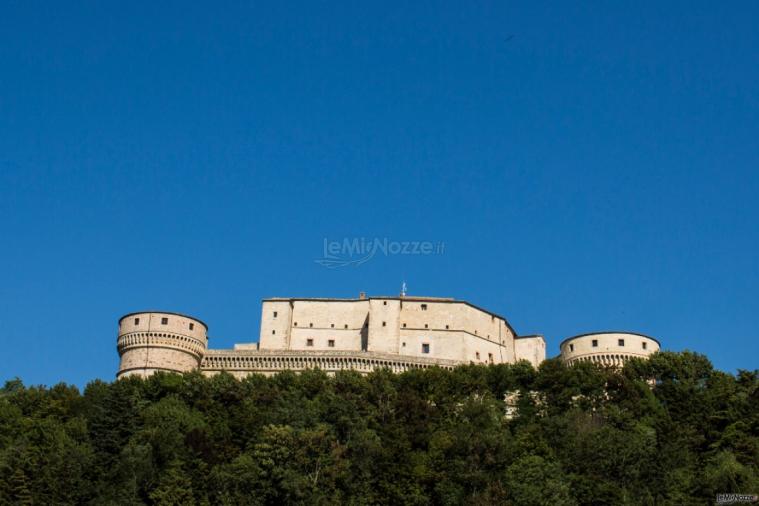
xmin=0 ymin=351 xmax=757 ymax=505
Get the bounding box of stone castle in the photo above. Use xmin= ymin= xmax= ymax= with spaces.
xmin=116 ymin=293 xmax=660 ymax=379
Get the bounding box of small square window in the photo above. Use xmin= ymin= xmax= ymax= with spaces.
xmin=476 ymin=352 xmax=480 ymax=360
xmin=306 ymin=339 xmax=314 ymax=347
xmin=344 ymin=324 xmax=348 ymax=329
xmin=421 ymin=304 xmax=427 ymax=311
xmin=383 ymin=301 xmax=387 ymax=305
xmin=382 ymin=321 xmax=386 ymax=327
xmin=424 ymin=324 xmax=428 ymax=329
xmin=331 ymin=323 xmax=335 ymax=328
xmin=569 ymin=344 xmax=574 ymax=352
xmin=592 ymin=339 xmax=598 ymax=347
xmin=445 ymin=325 xmax=449 ymax=329
xmin=618 ymin=339 xmax=625 ymax=346
xmin=488 ymin=353 xmax=493 ymax=363
xmin=309 ymin=323 xmax=313 ymax=328
xmin=402 ymin=342 xmax=406 ymax=347
xmin=273 ymin=311 xmax=278 ymax=318
xmin=272 ymin=330 xmax=276 ymax=335
xmin=402 ymin=323 xmax=406 ymax=328
xmin=642 ymin=342 xmax=647 ymax=350
xmin=328 ymin=339 xmax=335 ymax=347
xmin=161 ymin=317 xmax=168 ymax=325
xmin=422 ymin=343 xmax=430 ymax=354
xmin=134 ymin=318 xmax=140 ymax=325
xmin=294 ymin=322 xmax=298 ymax=326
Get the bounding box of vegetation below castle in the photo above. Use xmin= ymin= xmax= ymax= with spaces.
xmin=1 ymin=352 xmax=757 ymax=505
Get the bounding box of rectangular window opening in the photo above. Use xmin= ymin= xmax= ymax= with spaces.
xmin=161 ymin=317 xmax=168 ymax=325
xmin=328 ymin=339 xmax=335 ymax=347
xmin=592 ymin=339 xmax=598 ymax=347
xmin=421 ymin=304 xmax=427 ymax=311
xmin=618 ymin=339 xmax=625 ymax=346
xmin=189 ymin=323 xmax=194 ymax=330
xmin=134 ymin=318 xmax=140 ymax=325
xmin=422 ymin=343 xmax=430 ymax=354
xmin=307 ymin=339 xmax=314 ymax=347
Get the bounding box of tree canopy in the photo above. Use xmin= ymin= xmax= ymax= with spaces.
xmin=0 ymin=351 xmax=757 ymax=505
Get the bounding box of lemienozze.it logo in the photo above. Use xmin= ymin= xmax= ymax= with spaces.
xmin=315 ymin=238 xmax=445 ymax=268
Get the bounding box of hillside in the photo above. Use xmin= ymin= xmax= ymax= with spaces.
xmin=0 ymin=352 xmax=757 ymax=505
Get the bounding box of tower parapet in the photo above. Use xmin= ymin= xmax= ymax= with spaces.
xmin=559 ymin=331 xmax=659 ymax=367
xmin=117 ymin=311 xmax=208 ymax=378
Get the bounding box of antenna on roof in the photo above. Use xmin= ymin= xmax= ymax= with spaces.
xmin=401 ymin=281 xmax=407 ymax=298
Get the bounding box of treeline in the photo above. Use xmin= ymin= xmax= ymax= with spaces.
xmin=0 ymin=352 xmax=757 ymax=505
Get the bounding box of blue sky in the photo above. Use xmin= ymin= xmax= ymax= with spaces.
xmin=1 ymin=1 xmax=757 ymax=387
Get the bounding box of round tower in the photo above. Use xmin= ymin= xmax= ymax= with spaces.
xmin=116 ymin=311 xmax=208 ymax=378
xmin=560 ymin=331 xmax=660 ymax=368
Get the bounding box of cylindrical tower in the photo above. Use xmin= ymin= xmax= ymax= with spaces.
xmin=116 ymin=311 xmax=208 ymax=378
xmin=559 ymin=331 xmax=660 ymax=368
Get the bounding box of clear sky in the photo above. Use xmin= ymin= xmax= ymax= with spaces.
xmin=1 ymin=1 xmax=757 ymax=387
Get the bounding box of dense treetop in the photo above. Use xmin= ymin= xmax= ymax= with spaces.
xmin=0 ymin=351 xmax=757 ymax=505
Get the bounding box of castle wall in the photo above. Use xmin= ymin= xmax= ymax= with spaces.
xmin=258 ymin=300 xmax=293 ymax=349
xmin=514 ymin=335 xmax=546 ymax=368
xmin=366 ymin=298 xmax=401 ymax=354
xmin=116 ymin=297 xmax=558 ymax=379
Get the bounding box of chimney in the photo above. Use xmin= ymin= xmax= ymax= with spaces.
xmin=359 ymin=291 xmax=367 ymax=300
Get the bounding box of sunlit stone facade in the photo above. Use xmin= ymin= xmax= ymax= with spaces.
xmin=116 ymin=295 xmax=547 ymax=378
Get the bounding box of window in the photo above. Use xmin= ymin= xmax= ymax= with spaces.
xmin=161 ymin=317 xmax=168 ymax=325
xmin=476 ymin=352 xmax=480 ymax=360
xmin=272 ymin=330 xmax=276 ymax=335
xmin=273 ymin=311 xmax=278 ymax=318
xmin=189 ymin=323 xmax=194 ymax=330
xmin=402 ymin=342 xmax=406 ymax=347
xmin=592 ymin=339 xmax=598 ymax=347
xmin=134 ymin=318 xmax=140 ymax=325
xmin=424 ymin=324 xmax=428 ymax=329
xmin=488 ymin=353 xmax=493 ymax=364
xmin=642 ymin=342 xmax=647 ymax=350
xmin=382 ymin=321 xmax=386 ymax=327
xmin=445 ymin=325 xmax=449 ymax=329
xmin=569 ymin=344 xmax=574 ymax=352
xmin=421 ymin=304 xmax=427 ymax=311
xmin=618 ymin=339 xmax=625 ymax=346
xmin=383 ymin=301 xmax=387 ymax=305
xmin=331 ymin=323 xmax=335 ymax=328
xmin=344 ymin=324 xmax=348 ymax=329
xmin=306 ymin=339 xmax=314 ymax=347
xmin=422 ymin=343 xmax=430 ymax=354
xmin=294 ymin=322 xmax=298 ymax=326
xmin=309 ymin=323 xmax=313 ymax=328
xmin=328 ymin=340 xmax=335 ymax=347
xmin=402 ymin=323 xmax=406 ymax=328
